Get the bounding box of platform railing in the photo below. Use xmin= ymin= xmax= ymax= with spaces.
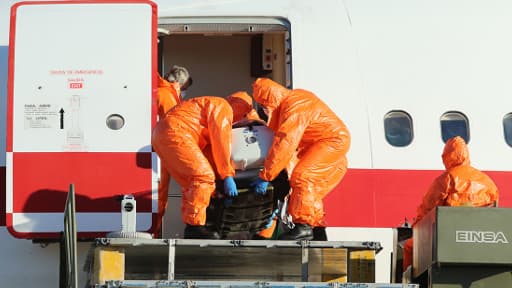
xmin=61 ymin=183 xmax=78 ymax=288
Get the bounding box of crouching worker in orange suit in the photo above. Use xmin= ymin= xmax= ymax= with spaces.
xmin=152 ymin=95 xmax=253 ymax=239
xmin=250 ymin=78 xmax=351 ymax=240
xmin=203 ymin=91 xmax=278 ymax=239
xmin=154 ymin=66 xmax=192 ymax=236
xmin=402 ymin=136 xmax=499 ymax=272
xmin=228 ymin=91 xmax=263 ymax=124
xmin=233 ymin=92 xmax=279 ymax=240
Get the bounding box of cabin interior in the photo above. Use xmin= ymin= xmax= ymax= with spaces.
xmin=157 ymin=19 xmax=291 ymax=238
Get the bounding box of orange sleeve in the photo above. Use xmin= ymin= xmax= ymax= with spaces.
xmin=206 ymin=100 xmax=235 ymax=179
xmin=260 ymin=103 xmax=308 ymax=181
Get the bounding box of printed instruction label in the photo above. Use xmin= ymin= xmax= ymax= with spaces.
xmin=24 ymin=104 xmax=58 ymax=129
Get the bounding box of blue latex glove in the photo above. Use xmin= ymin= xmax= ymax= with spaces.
xmin=252 ymin=178 xmax=269 ymax=195
xmin=223 ymin=176 xmax=238 ymax=197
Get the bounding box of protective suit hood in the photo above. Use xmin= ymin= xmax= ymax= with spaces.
xmin=252 ymin=78 xmax=289 ymax=110
xmin=226 ymin=91 xmax=253 ymax=123
xmin=442 ymin=136 xmax=470 ymax=169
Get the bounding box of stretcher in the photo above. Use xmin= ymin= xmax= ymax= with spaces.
xmin=206 ymin=120 xmax=288 ymax=239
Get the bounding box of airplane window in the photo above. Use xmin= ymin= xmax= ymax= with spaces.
xmin=440 ymin=111 xmax=469 ymax=143
xmin=503 ymin=113 xmax=512 ymax=147
xmin=106 ymin=114 xmax=125 ymax=130
xmin=384 ymin=111 xmax=413 ymax=147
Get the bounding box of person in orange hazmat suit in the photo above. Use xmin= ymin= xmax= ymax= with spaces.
xmin=202 ymin=91 xmax=279 ymax=239
xmin=233 ymin=92 xmax=279 ymax=240
xmin=151 ymin=94 xmax=254 ymax=239
xmin=229 ymin=92 xmax=263 ymax=124
xmin=402 ymin=136 xmax=499 ymax=271
xmin=157 ymin=65 xmax=192 ymax=120
xmin=154 ymin=66 xmax=192 ymax=236
xmin=250 ymin=77 xmax=351 ymax=240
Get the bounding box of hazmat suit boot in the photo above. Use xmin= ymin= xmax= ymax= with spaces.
xmin=184 ymin=225 xmax=221 ymax=239
xmin=313 ymin=226 xmax=327 ymax=241
xmin=278 ymin=223 xmax=313 ymax=240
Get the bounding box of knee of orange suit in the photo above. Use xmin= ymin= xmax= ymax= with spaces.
xmin=287 ymin=189 xmax=317 ymax=226
xmin=181 ymin=179 xmax=216 ymax=226
xmin=403 ymin=238 xmax=413 ymax=271
xmin=181 ymin=203 xmax=206 ymax=226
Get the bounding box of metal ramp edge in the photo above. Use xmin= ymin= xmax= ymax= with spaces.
xmin=98 ymin=280 xmax=419 ymax=288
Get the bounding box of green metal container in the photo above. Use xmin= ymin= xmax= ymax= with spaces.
xmin=413 ymin=206 xmax=512 ymax=287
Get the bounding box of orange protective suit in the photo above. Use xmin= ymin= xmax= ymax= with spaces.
xmin=207 ymin=91 xmax=277 ymax=238
xmin=156 ymin=75 xmax=181 ymax=120
xmin=252 ymin=78 xmax=351 ymax=227
xmin=151 ymin=96 xmax=252 ymax=226
xmin=154 ymin=74 xmax=182 ymax=234
xmin=202 ymin=92 xmax=260 ymax=176
xmin=232 ymin=92 xmax=277 ymax=238
xmin=226 ymin=91 xmax=258 ymax=124
xmin=403 ymin=136 xmax=499 ymax=270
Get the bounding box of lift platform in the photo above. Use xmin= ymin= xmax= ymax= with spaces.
xmin=86 ymin=238 xmax=409 ymax=288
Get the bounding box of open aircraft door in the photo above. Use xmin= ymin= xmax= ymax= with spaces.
xmin=6 ymin=0 xmax=158 ymax=239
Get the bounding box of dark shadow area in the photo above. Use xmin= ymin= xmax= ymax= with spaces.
xmin=416 ymin=265 xmax=512 ymax=288
xmin=20 ymin=187 xmax=153 ymax=240
xmin=208 ymin=169 xmax=289 ymax=239
xmin=136 ymin=146 xmax=153 ymax=170
xmin=393 ymin=226 xmax=412 ymax=283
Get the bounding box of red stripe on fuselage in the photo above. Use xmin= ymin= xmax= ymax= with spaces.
xmin=323 ymin=169 xmax=512 ymax=227
xmin=11 ymin=153 xmax=152 ymax=213
xmin=1 ymin=167 xmax=511 ymax=228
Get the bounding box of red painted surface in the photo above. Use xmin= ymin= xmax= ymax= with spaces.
xmin=323 ymin=169 xmax=512 ymax=228
xmin=5 ymin=152 xmax=153 ymax=238
xmin=10 ymin=152 xmax=152 ymax=213
xmin=3 ymin=166 xmax=510 ymax=230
